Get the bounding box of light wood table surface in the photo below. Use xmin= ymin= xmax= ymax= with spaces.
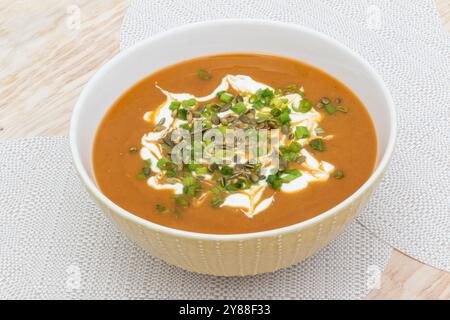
xmin=0 ymin=0 xmax=449 ymax=300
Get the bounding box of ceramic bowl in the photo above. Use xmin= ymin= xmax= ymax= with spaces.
xmin=70 ymin=19 xmax=396 ymax=276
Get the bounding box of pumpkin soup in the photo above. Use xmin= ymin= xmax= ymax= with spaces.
xmin=93 ymin=54 xmax=377 ymax=234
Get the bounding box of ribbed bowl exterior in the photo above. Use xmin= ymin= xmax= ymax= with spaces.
xmin=86 ymin=177 xmax=379 ymax=276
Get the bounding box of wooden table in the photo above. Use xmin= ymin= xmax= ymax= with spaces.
xmin=1 ymin=0 xmax=449 ymax=299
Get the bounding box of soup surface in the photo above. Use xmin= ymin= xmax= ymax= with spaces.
xmin=93 ymin=54 xmax=377 ymax=234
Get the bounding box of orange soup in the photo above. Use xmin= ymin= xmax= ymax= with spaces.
xmin=93 ymin=54 xmax=377 ymax=234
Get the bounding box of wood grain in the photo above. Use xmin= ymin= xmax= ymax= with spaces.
xmin=0 ymin=0 xmax=449 ymax=299
xmin=0 ymin=0 xmax=128 ymax=137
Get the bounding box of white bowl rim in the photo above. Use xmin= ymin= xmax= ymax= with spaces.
xmin=70 ymin=19 xmax=397 ymax=241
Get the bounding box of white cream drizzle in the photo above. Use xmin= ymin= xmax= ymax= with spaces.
xmin=140 ymin=75 xmax=335 ymax=218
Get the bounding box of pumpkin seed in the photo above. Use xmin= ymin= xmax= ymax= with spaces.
xmin=208 ymin=163 xmax=219 ymax=172
xmin=268 ymin=120 xmax=278 ymax=129
xmin=128 ymin=146 xmax=138 ymax=154
xmin=220 ymin=103 xmax=232 ymax=112
xmin=321 ymin=97 xmax=330 ymax=105
xmin=192 ymin=111 xmax=202 ymax=118
xmin=239 ymin=114 xmax=251 ymax=123
xmin=211 ymin=114 xmax=220 ymax=125
xmin=186 ymin=111 xmax=193 ymax=123
xmin=154 ymin=125 xmax=166 ymax=132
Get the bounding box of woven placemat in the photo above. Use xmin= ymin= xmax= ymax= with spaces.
xmin=121 ymin=0 xmax=450 ymax=272
xmin=0 ymin=137 xmax=391 ymax=299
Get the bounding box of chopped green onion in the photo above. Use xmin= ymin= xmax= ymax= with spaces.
xmin=294 ymin=99 xmax=312 ymax=113
xmin=282 ymin=152 xmax=299 ymax=163
xmin=235 ymin=178 xmax=251 ymax=190
xmin=280 ymin=169 xmax=302 ymax=182
xmin=225 ymin=184 xmax=239 ymax=192
xmin=289 ymin=141 xmax=301 ymax=153
xmin=316 ymin=102 xmax=324 ymax=109
xmin=136 ymin=172 xmax=146 ymax=181
xmin=185 ymin=185 xmax=196 ymax=197
xmin=280 ymin=142 xmax=302 ymax=154
xmin=219 ymin=92 xmax=234 ymax=103
xmin=325 ymin=104 xmax=336 ymax=114
xmin=182 ymin=175 xmax=202 ymax=197
xmin=231 ymin=102 xmax=247 ymax=115
xmin=267 ymin=168 xmax=302 ymax=189
xmin=256 ymin=112 xmax=272 ymax=121
xmin=266 ymin=174 xmax=283 ymax=190
xmin=280 ymin=142 xmax=302 ymax=162
xmin=181 ymin=98 xmax=196 ymax=108
xmin=169 ymin=101 xmax=181 ymax=110
xmin=220 ymin=166 xmax=233 ymax=176
xmin=157 ymin=157 xmax=171 ymax=170
xmin=211 ymin=195 xmax=225 ymax=208
xmin=252 ymin=100 xmax=264 ymax=110
xmin=271 ymin=108 xmax=281 ymax=117
xmin=281 ymin=84 xmax=303 ymax=95
xmin=270 ymin=97 xmax=283 ymax=108
xmin=315 ymin=127 xmax=325 ymax=135
xmin=249 ymin=88 xmax=274 ymax=109
xmin=166 ymin=168 xmax=177 ymax=178
xmin=142 ymin=167 xmax=151 ymax=176
xmin=309 ymin=138 xmax=325 ymax=152
xmin=333 ymin=169 xmax=345 ymax=179
xmin=177 ymin=108 xmax=188 ymax=120
xmin=295 ymin=126 xmax=310 ymax=139
xmin=195 ymin=167 xmax=208 ymax=175
xmin=188 ymin=163 xmax=200 ymax=171
xmin=279 ymin=111 xmax=291 ymax=125
xmin=183 ymin=175 xmax=195 ymax=187
xmin=174 ymin=195 xmax=189 ymax=208
xmin=179 ymin=123 xmax=190 ymax=130
xmin=197 ymin=69 xmax=212 ymax=80
xmin=260 ymin=88 xmax=274 ymax=98
xmin=204 ymin=103 xmax=217 ymax=112
xmin=155 ymin=204 xmax=167 ymax=213
xmin=210 ymin=186 xmax=223 ymax=194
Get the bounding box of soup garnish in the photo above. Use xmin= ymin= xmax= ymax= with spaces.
xmin=136 ymin=74 xmax=350 ymax=218
xmin=93 ymin=54 xmax=377 ymax=234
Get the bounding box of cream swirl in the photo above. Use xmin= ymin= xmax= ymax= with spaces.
xmin=140 ymin=75 xmax=334 ymax=218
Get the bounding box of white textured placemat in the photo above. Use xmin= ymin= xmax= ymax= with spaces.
xmin=0 ymin=137 xmax=391 ymax=299
xmin=120 ymin=0 xmax=450 ymax=272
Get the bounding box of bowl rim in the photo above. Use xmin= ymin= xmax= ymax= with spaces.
xmin=70 ymin=19 xmax=397 ymax=241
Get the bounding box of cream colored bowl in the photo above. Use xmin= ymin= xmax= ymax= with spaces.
xmin=70 ymin=20 xmax=396 ymax=276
